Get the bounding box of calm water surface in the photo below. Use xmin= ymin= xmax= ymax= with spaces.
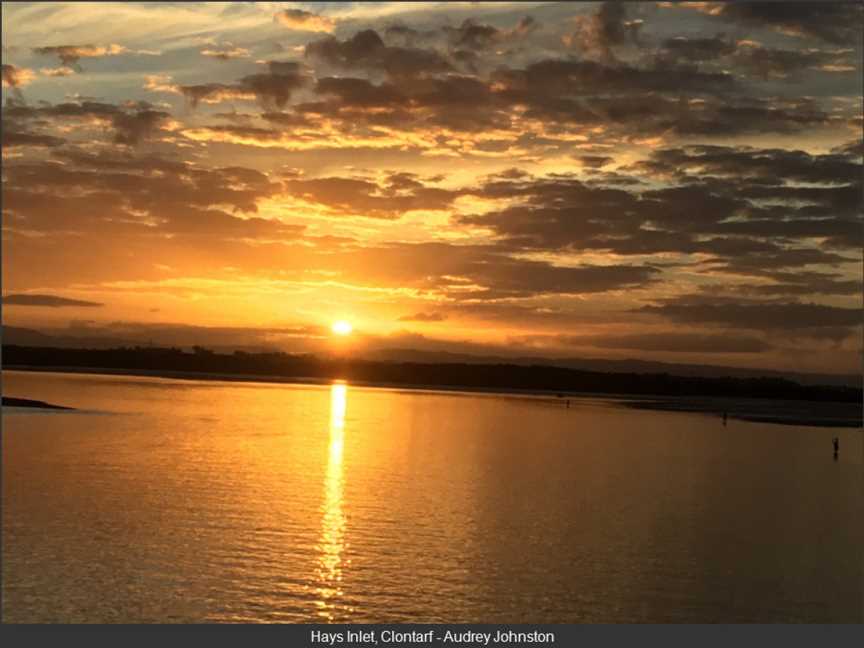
xmin=2 ymin=370 xmax=862 ymax=623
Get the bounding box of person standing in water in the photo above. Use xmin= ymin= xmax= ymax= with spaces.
xmin=833 ymin=437 xmax=839 ymax=457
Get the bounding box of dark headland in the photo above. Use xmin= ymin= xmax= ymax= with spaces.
xmin=2 ymin=396 xmax=74 ymax=410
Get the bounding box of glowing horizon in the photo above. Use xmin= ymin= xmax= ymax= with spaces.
xmin=2 ymin=1 xmax=862 ymax=374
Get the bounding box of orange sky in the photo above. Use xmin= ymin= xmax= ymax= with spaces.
xmin=2 ymin=2 xmax=862 ymax=373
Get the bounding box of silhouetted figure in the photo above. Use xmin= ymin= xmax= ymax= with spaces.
xmin=566 ymin=399 xmax=570 ymax=409
xmin=833 ymin=437 xmax=839 ymax=458
xmin=722 ymin=412 xmax=727 ymax=426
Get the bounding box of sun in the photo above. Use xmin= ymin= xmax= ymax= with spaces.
xmin=331 ymin=320 xmax=353 ymax=336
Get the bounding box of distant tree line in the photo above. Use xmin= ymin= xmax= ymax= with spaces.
xmin=3 ymin=344 xmax=861 ymax=403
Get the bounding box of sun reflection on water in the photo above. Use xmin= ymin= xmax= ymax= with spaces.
xmin=315 ymin=382 xmax=349 ymax=619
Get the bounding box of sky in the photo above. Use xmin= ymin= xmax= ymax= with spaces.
xmin=2 ymin=1 xmax=862 ymax=373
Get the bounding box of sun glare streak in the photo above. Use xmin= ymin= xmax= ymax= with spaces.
xmin=315 ymin=382 xmax=348 ymax=620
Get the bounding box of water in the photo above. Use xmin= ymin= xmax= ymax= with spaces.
xmin=2 ymin=370 xmax=862 ymax=623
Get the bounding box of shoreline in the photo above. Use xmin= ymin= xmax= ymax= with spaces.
xmin=2 ymin=363 xmax=633 ymax=402
xmin=623 ymin=399 xmax=862 ymax=429
xmin=3 ymin=364 xmax=861 ymax=428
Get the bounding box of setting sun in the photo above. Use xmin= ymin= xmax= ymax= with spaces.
xmin=331 ymin=320 xmax=353 ymax=336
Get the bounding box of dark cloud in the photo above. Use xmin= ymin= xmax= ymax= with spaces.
xmin=111 ymin=107 xmax=172 ymax=145
xmin=658 ymin=36 xmax=735 ymax=62
xmin=1 ymin=129 xmax=65 ymax=148
xmin=494 ymin=58 xmax=735 ymax=97
xmin=565 ymin=332 xmax=772 ymax=353
xmin=382 ymin=23 xmax=441 ymax=48
xmin=3 ymin=293 xmax=104 ymax=307
xmin=673 ymin=97 xmax=832 ymax=136
xmin=170 ymin=24 xmax=843 ymax=149
xmin=731 ymin=42 xmax=856 ymax=79
xmin=446 ymin=18 xmax=500 ymax=50
xmin=180 ymin=61 xmax=308 ymax=109
xmin=712 ymin=218 xmax=862 ymax=250
xmin=577 ymin=155 xmax=614 ymax=168
xmin=2 ymin=153 xmax=290 ymax=243
xmin=709 ymin=2 xmax=864 ymax=45
xmin=300 ymin=72 xmax=509 ymax=133
xmin=444 ymin=16 xmax=539 ymax=51
xmin=832 ymin=139 xmax=864 ymax=157
xmin=461 ymin=177 xmax=638 ymax=250
xmin=315 ymin=242 xmax=661 ymax=300
xmin=639 ymin=297 xmax=861 ymax=337
xmin=714 ymin=276 xmax=863 ymax=297
xmin=48 ymin=321 xmax=325 ymax=350
xmin=283 ymin=173 xmax=461 ymax=217
xmin=32 ymin=44 xmax=126 ymax=70
xmin=178 ymin=82 xmax=250 ymax=107
xmin=654 ymin=36 xmax=855 ymax=80
xmin=315 ymin=76 xmax=404 ymax=107
xmin=398 ymin=311 xmax=447 ymax=322
xmin=6 ymin=100 xmax=172 ymax=146
xmin=484 ymin=58 xmax=836 ymax=136
xmin=565 ymin=2 xmax=643 ymax=62
xmin=456 ymin=159 xmax=861 ymax=301
xmin=465 ymin=174 xmax=750 ymax=252
xmin=633 ymin=145 xmax=861 ymax=185
xmin=240 ymin=61 xmax=308 ymax=108
xmin=305 ymin=29 xmax=453 ymax=79
xmin=621 ymin=145 xmax=863 ymax=252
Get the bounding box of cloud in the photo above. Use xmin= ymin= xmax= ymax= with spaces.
xmin=2 ymin=64 xmax=35 ymax=88
xmin=632 ymin=144 xmax=861 ymax=185
xmin=111 ymin=107 xmax=173 ymax=145
xmin=366 ymin=243 xmax=662 ymax=299
xmin=26 ymin=321 xmax=323 ymax=350
xmin=456 ymin=157 xmax=862 ymax=298
xmin=176 ymin=82 xmax=256 ymax=106
xmin=32 ymin=44 xmax=126 ymax=70
xmin=3 ymin=293 xmax=104 ymax=307
xmin=143 ymin=74 xmax=177 ymax=94
xmin=6 ymin=99 xmax=173 ymax=146
xmin=576 ymin=155 xmax=614 ymax=168
xmin=274 ymin=9 xmax=335 ymax=33
xmin=177 ymin=61 xmax=308 ymax=108
xmin=2 ymin=151 xmax=291 ymax=243
xmin=306 ymin=29 xmax=452 ymax=79
xmin=494 ymin=58 xmax=736 ymax=97
xmin=201 ymin=44 xmax=250 ymax=60
xmin=731 ymin=41 xmax=857 ymax=79
xmin=710 ymin=275 xmax=862 ymax=297
xmin=307 ymin=72 xmax=509 ymax=133
xmin=652 ymin=36 xmax=854 ymax=81
xmin=444 ymin=16 xmax=539 ymax=51
xmin=564 ymin=332 xmax=772 ymax=353
xmin=657 ymin=36 xmax=735 ymax=62
xmin=639 ymin=297 xmax=861 ymax=338
xmin=39 ymin=66 xmax=77 ymax=77
xmin=564 ymin=2 xmax=643 ymax=62
xmin=398 ymin=311 xmax=447 ymax=322
xmin=1 ymin=130 xmax=65 ymax=148
xmin=283 ymin=173 xmax=460 ymax=218
xmin=705 ymin=2 xmax=864 ymax=45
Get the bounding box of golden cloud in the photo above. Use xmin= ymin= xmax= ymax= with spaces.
xmin=274 ymin=9 xmax=335 ymax=33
